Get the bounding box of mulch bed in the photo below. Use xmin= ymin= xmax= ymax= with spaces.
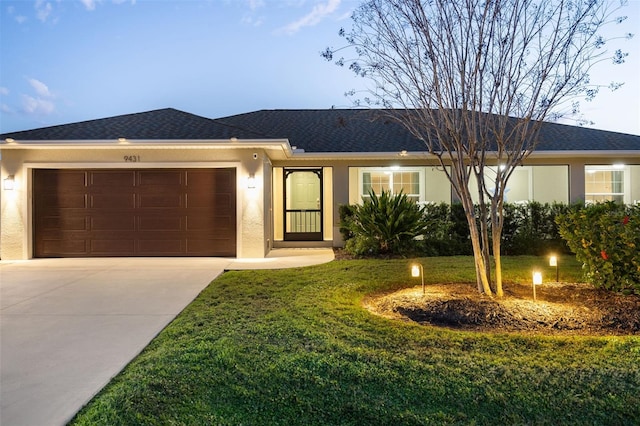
xmin=363 ymin=281 xmax=640 ymax=336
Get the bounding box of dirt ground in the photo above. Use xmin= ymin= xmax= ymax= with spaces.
xmin=363 ymin=281 xmax=640 ymax=336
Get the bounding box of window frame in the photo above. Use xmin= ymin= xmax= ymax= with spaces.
xmin=585 ymin=165 xmax=628 ymax=204
xmin=359 ymin=167 xmax=425 ymax=203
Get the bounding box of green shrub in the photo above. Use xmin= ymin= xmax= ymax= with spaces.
xmin=556 ymin=202 xmax=640 ymax=294
xmin=342 ymin=199 xmax=576 ymax=257
xmin=420 ymin=202 xmax=472 ymax=255
xmin=501 ymin=202 xmax=573 ymax=255
xmin=338 ymin=204 xmax=356 ymax=242
xmin=342 ymin=190 xmax=428 ymax=256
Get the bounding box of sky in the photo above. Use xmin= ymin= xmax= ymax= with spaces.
xmin=0 ymin=0 xmax=639 ymax=135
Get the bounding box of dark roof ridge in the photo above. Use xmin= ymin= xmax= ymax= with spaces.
xmin=0 ymin=108 xmax=183 ymax=136
xmin=0 ymin=108 xmax=271 ymax=141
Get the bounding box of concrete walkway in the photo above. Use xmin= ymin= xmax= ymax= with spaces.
xmin=0 ymin=249 xmax=334 ymax=426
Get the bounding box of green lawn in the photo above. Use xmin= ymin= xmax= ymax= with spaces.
xmin=70 ymin=256 xmax=640 ymax=425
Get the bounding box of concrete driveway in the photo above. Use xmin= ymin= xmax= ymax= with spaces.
xmin=0 ymin=250 xmax=334 ymax=426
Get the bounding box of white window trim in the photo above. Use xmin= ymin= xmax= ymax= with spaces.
xmin=585 ymin=165 xmax=629 ymax=204
xmin=359 ymin=167 xmax=425 ymax=202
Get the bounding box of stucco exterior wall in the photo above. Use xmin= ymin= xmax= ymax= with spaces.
xmin=0 ymin=147 xmax=268 ymax=260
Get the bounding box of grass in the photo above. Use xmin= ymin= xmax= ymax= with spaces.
xmin=70 ymin=256 xmax=640 ymax=425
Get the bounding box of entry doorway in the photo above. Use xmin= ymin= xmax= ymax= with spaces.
xmin=284 ymin=169 xmax=323 ymax=241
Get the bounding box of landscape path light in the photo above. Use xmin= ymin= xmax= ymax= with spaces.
xmin=532 ymin=271 xmax=543 ymax=301
xmin=411 ymin=263 xmax=425 ymax=295
xmin=549 ymin=255 xmax=559 ymax=282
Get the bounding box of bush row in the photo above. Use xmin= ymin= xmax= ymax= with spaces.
xmin=556 ymin=202 xmax=640 ymax=294
xmin=339 ymin=193 xmax=574 ymax=257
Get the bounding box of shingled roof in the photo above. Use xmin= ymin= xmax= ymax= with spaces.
xmin=2 ymin=108 xmax=638 ymax=153
xmin=214 ymin=109 xmax=640 ymax=153
xmin=0 ymin=108 xmax=269 ymax=141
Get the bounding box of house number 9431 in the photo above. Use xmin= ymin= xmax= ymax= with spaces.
xmin=124 ymin=155 xmax=141 ymax=162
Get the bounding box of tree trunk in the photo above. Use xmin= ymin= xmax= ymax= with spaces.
xmin=477 ymin=187 xmax=492 ymax=292
xmin=492 ymin=228 xmax=504 ymax=297
xmin=462 ymin=199 xmax=493 ymax=296
xmin=491 ymin=199 xmax=505 ymax=297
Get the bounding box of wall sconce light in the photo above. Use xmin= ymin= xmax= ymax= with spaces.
xmin=247 ymin=173 xmax=256 ymax=189
xmin=411 ymin=263 xmax=425 ymax=294
xmin=3 ymin=175 xmax=15 ymax=191
xmin=532 ymin=271 xmax=543 ymax=301
xmin=549 ymin=255 xmax=559 ymax=282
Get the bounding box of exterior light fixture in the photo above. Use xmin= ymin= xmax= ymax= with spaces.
xmin=247 ymin=173 xmax=256 ymax=189
xmin=532 ymin=271 xmax=543 ymax=301
xmin=399 ymin=150 xmax=408 ymax=157
xmin=5 ymin=138 xmax=15 ymax=144
xmin=4 ymin=175 xmax=15 ymax=191
xmin=549 ymin=255 xmax=559 ymax=282
xmin=411 ymin=263 xmax=425 ymax=294
xmin=117 ymin=137 xmax=127 ymax=144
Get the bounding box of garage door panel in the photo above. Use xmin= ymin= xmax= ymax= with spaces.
xmin=138 ymin=171 xmax=183 ymax=186
xmin=138 ymin=194 xmax=184 ymax=208
xmin=138 ymin=215 xmax=183 ymax=231
xmin=91 ymin=216 xmax=136 ymax=231
xmin=41 ymin=239 xmax=88 ymax=256
xmin=40 ymin=215 xmax=88 ymax=231
xmin=187 ymin=215 xmax=233 ymax=231
xmin=91 ymin=171 xmax=135 ymax=187
xmin=186 ymin=193 xmax=233 ymax=209
xmin=91 ymin=239 xmax=135 ymax=255
xmin=186 ymin=170 xmax=233 ymax=189
xmin=36 ymin=170 xmax=87 ymax=189
xmin=34 ymin=168 xmax=236 ymax=257
xmin=40 ymin=194 xmax=87 ymax=209
xmin=90 ymin=194 xmax=136 ymax=209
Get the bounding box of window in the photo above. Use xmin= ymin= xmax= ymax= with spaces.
xmin=361 ymin=168 xmax=422 ymax=202
xmin=585 ymin=165 xmax=626 ymax=203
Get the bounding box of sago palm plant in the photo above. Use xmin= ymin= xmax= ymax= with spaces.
xmin=344 ymin=189 xmax=428 ymax=255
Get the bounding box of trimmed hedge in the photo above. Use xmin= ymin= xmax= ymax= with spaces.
xmin=340 ymin=200 xmax=573 ymax=257
xmin=556 ymin=202 xmax=640 ymax=294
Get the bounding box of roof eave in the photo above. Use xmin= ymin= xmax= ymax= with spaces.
xmin=287 ymin=149 xmax=640 ymax=160
xmin=0 ymin=138 xmax=292 ymax=152
xmin=529 ymin=150 xmax=640 ymax=158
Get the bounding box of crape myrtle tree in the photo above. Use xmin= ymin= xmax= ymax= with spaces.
xmin=323 ymin=0 xmax=631 ymax=296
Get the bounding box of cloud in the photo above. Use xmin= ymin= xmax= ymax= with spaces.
xmin=280 ymin=0 xmax=341 ymax=35
xmin=35 ymin=0 xmax=53 ymax=22
xmin=240 ymin=0 xmax=265 ymax=27
xmin=80 ymin=0 xmax=97 ymax=11
xmin=19 ymin=78 xmax=56 ymax=116
xmin=21 ymin=95 xmax=55 ymax=115
xmin=0 ymin=87 xmax=9 ymax=96
xmin=1 ymin=104 xmax=14 ymax=114
xmin=241 ymin=15 xmax=264 ymax=27
xmin=28 ymin=78 xmax=53 ymax=98
xmin=81 ymin=0 xmax=137 ymax=10
xmin=7 ymin=5 xmax=28 ymax=23
xmin=247 ymin=0 xmax=265 ymax=10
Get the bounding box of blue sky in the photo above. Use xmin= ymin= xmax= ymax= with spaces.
xmin=1 ymin=0 xmax=638 ymax=135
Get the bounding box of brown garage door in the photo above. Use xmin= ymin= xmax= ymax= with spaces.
xmin=33 ymin=168 xmax=236 ymax=257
